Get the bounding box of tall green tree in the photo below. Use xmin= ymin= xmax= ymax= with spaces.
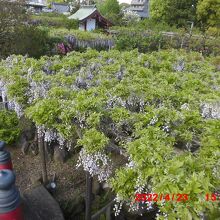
xmin=150 ymin=0 xmax=198 ymax=27
xmin=98 ymin=0 xmax=120 ymax=24
xmin=0 ymin=0 xmax=27 ymax=58
xmin=197 ymin=0 xmax=220 ymax=29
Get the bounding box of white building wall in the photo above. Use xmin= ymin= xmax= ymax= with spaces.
xmin=79 ymin=23 xmax=85 ymax=31
xmin=86 ymin=19 xmax=96 ymax=31
xmin=39 ymin=0 xmax=47 ymax=4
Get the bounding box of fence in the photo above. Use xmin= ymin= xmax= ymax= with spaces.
xmin=66 ymin=35 xmax=115 ymax=51
xmin=91 ymin=199 xmax=115 ymax=220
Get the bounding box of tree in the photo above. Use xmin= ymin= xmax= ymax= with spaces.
xmin=122 ymin=10 xmax=140 ymax=26
xmin=197 ymin=0 xmax=220 ymax=29
xmin=0 ymin=110 xmax=21 ymax=145
xmin=0 ymin=0 xmax=27 ymax=58
xmin=1 ymin=49 xmax=219 ymax=219
xmin=15 ymin=26 xmax=52 ymax=58
xmin=150 ymin=0 xmax=198 ymax=27
xmin=98 ymin=0 xmax=121 ymax=24
xmin=120 ymin=3 xmax=130 ymax=10
xmin=68 ymin=0 xmax=81 ymax=14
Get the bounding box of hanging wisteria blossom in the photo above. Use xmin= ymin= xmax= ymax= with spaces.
xmin=0 ymin=49 xmax=219 ymax=220
xmin=201 ymin=102 xmax=220 ymax=119
xmin=44 ymin=129 xmax=58 ymax=143
xmin=76 ymin=149 xmax=112 ymax=182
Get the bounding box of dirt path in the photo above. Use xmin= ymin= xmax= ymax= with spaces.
xmin=9 ymin=146 xmax=86 ymax=202
xmin=8 ymin=145 xmax=127 ymax=219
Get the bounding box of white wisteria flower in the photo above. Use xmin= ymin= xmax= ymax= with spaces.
xmin=180 ymin=103 xmax=190 ymax=110
xmin=201 ymin=102 xmax=220 ymax=119
xmin=113 ymin=194 xmax=124 ymax=216
xmin=122 ymin=9 xmax=140 ymax=25
xmin=76 ymin=149 xmax=112 ymax=182
xmin=44 ymin=129 xmax=58 ymax=143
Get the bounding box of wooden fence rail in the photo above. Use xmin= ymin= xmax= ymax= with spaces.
xmin=91 ymin=199 xmax=115 ymax=220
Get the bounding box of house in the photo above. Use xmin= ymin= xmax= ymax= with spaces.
xmin=51 ymin=2 xmax=70 ymax=14
xmin=129 ymin=0 xmax=149 ymax=19
xmin=26 ymin=0 xmax=47 ymax=13
xmin=68 ymin=5 xmax=112 ymax=31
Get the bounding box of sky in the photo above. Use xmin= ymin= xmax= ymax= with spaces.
xmin=118 ymin=0 xmax=131 ymax=4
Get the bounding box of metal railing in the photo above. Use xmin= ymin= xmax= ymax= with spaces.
xmin=91 ymin=199 xmax=115 ymax=220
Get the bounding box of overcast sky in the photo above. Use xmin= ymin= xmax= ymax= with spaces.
xmin=118 ymin=0 xmax=131 ymax=4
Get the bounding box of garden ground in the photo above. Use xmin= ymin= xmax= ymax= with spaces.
xmin=10 ymin=145 xmax=127 ymax=219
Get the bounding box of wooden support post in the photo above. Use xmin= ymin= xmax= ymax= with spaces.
xmin=181 ymin=37 xmax=184 ymax=48
xmin=85 ymin=171 xmax=92 ymax=220
xmin=38 ymin=135 xmax=48 ymax=184
xmin=106 ymin=206 xmax=111 ymax=220
xmin=3 ymin=96 xmax=8 ymax=110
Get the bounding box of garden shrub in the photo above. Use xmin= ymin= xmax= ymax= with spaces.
xmin=0 ymin=110 xmax=21 ymax=145
xmin=113 ymin=27 xmax=220 ymax=56
xmin=15 ymin=26 xmax=51 ymax=58
xmin=0 ymin=25 xmax=59 ymax=59
xmin=12 ymin=26 xmax=63 ymax=58
xmin=1 ymin=49 xmax=219 ymax=219
xmin=31 ymin=13 xmax=79 ymax=30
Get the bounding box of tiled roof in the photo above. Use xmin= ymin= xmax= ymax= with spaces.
xmin=52 ymin=2 xmax=68 ymax=6
xmin=26 ymin=0 xmax=46 ymax=6
xmin=27 ymin=1 xmax=46 ymax=7
xmin=68 ymin=5 xmax=97 ymax=21
xmin=131 ymin=0 xmax=145 ymax=4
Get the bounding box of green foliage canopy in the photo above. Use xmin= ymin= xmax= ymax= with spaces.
xmin=0 ymin=49 xmax=219 ymax=219
xmin=98 ymin=0 xmax=121 ymax=24
xmin=0 ymin=0 xmax=27 ymax=58
xmin=0 ymin=110 xmax=21 ymax=145
xmin=197 ymin=0 xmax=220 ymax=28
xmin=150 ymin=0 xmax=198 ymax=27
